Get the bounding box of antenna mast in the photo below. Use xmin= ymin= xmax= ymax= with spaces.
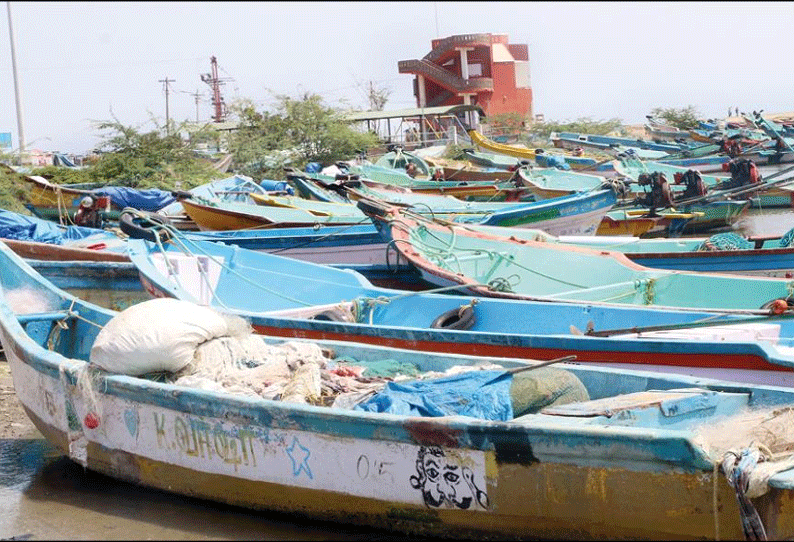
xmin=200 ymin=56 xmax=233 ymax=123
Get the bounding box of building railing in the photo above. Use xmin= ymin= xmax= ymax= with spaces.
xmin=424 ymin=33 xmax=497 ymax=63
xmin=374 ymin=129 xmax=473 ymax=152
xmin=398 ymin=59 xmax=493 ymax=93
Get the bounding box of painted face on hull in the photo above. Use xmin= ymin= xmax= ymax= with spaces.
xmin=410 ymin=446 xmax=488 ymax=510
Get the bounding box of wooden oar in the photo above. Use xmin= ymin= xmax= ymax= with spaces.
xmin=580 ymin=313 xmax=794 ymax=338
xmin=574 ymin=156 xmax=617 ymax=172
xmin=507 ymin=355 xmax=577 ymax=374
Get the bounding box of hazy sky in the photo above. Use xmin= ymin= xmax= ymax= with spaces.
xmin=2 ymin=1 xmax=793 ymax=154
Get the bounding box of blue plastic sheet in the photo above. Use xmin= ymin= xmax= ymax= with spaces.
xmin=355 ymin=370 xmax=513 ymax=421
xmin=0 ymin=209 xmax=101 ymax=244
xmin=259 ymin=179 xmax=294 ymax=195
xmin=91 ymin=186 xmax=175 ymax=212
xmin=158 ymin=175 xmax=265 ymax=216
xmin=535 ymin=154 xmax=571 ymax=170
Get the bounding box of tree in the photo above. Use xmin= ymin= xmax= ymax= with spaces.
xmin=29 ymin=118 xmax=219 ymax=190
xmin=366 ymin=81 xmax=391 ymax=111
xmin=486 ymin=112 xmax=525 ymax=136
xmin=226 ymin=92 xmax=379 ymax=180
xmin=649 ymin=106 xmax=701 ymax=131
xmin=0 ymin=162 xmax=34 ymax=214
xmin=363 ymin=80 xmax=392 ymax=135
xmin=526 ymin=117 xmax=623 ymax=139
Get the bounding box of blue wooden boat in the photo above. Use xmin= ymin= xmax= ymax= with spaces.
xmin=554 ymin=132 xmax=691 ymax=153
xmin=25 ymin=257 xmax=430 ymax=305
xmin=467 ymin=130 xmax=614 ymax=171
xmin=26 ymin=259 xmax=151 ymax=311
xmin=126 ymin=237 xmax=794 ymax=382
xmin=350 ymin=185 xmax=617 ymax=234
xmin=614 ymin=155 xmax=793 ymax=211
xmin=179 ymin=181 xmax=617 ymax=235
xmin=497 ymin=228 xmax=794 ymax=277
xmin=361 ymin=202 xmax=794 ymax=311
xmin=9 ymin=241 xmax=794 ymax=539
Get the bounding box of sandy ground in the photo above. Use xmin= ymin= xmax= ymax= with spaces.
xmin=0 ymin=358 xmax=40 ymax=439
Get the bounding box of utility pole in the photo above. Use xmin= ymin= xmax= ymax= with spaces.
xmin=6 ymin=1 xmax=25 ymax=159
xmin=190 ymin=89 xmax=202 ymax=122
xmin=159 ymin=77 xmax=175 ymax=135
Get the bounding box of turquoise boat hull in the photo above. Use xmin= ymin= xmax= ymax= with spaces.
xmin=126 ymin=237 xmax=794 ymax=378
xmin=9 ymin=241 xmax=794 ymax=538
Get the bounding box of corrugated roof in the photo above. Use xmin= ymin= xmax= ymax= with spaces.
xmin=342 ymin=104 xmax=486 ymax=122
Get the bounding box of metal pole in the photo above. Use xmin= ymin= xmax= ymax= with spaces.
xmin=159 ymin=77 xmax=175 ymax=135
xmin=6 ymin=1 xmax=25 ymax=159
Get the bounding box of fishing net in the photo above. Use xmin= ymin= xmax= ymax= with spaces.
xmin=694 ymin=407 xmax=794 ymax=461
xmin=696 ymin=232 xmax=755 ymax=251
xmin=3 ymin=287 xmax=55 ymax=314
xmin=780 ymin=227 xmax=794 ymax=248
xmin=173 ymin=326 xmax=331 ymax=404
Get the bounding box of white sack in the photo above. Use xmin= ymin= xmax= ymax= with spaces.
xmin=90 ymin=298 xmax=233 ymax=375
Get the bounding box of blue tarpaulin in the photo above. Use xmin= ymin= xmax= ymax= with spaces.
xmin=53 ymin=154 xmax=78 ymax=168
xmin=259 ymin=179 xmax=294 ymax=195
xmin=91 ymin=187 xmax=175 ymax=212
xmin=0 ymin=209 xmax=101 ymax=244
xmin=355 ymin=370 xmax=513 ymax=420
xmin=535 ymin=154 xmax=571 ymax=170
xmin=158 ymin=175 xmax=265 ymax=216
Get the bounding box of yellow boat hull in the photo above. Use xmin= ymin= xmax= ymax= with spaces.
xmin=181 ymin=199 xmax=273 ymax=230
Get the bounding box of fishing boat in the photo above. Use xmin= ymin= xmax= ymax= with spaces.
xmin=320 ymin=161 xmax=516 ymax=193
xmin=374 ymin=147 xmax=436 ymax=178
xmin=359 ymin=201 xmax=794 ymax=311
xmin=421 ymin=155 xmax=515 ymax=183
xmin=0 ymin=208 xmax=128 ymax=261
xmin=552 ymin=132 xmax=688 ymax=154
xmin=8 ymin=243 xmax=794 ymax=539
xmin=26 ymin=259 xmax=150 ymax=311
xmin=613 ymin=157 xmax=751 ymax=231
xmin=508 ymin=166 xmax=718 ymax=235
xmin=20 ymin=172 xmax=175 ymax=224
xmin=291 ymin=172 xmax=535 ymax=204
xmin=178 ymin=196 xmax=369 ymax=231
xmin=126 ymin=236 xmax=794 ymax=383
xmin=157 ymin=174 xmax=288 ymax=230
xmin=486 ymin=227 xmax=794 ymax=277
xmin=596 ymin=208 xmax=702 ymax=237
xmin=461 ymin=148 xmax=522 ymax=170
xmin=346 ymin=184 xmax=618 ymax=234
xmin=20 ymin=174 xmax=120 ymax=223
xmin=467 ymin=130 xmax=612 ymax=171
xmin=183 ymin=180 xmax=617 ymax=235
xmin=510 ymin=166 xmax=612 ymax=200
xmin=614 ymin=154 xmax=794 ymax=209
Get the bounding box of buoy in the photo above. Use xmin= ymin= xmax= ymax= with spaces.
xmin=771 ymin=299 xmax=789 ymax=315
xmin=84 ymin=412 xmax=100 ymax=429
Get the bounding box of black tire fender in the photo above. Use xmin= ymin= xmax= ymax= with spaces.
xmin=119 ymin=210 xmax=173 ymax=243
xmin=430 ymin=304 xmax=476 ymax=330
